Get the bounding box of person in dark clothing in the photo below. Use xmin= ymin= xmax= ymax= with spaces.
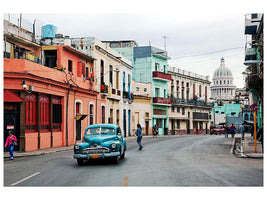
xmin=256 ymin=127 xmax=263 ymax=153
xmin=136 ymin=124 xmax=143 ymax=150
xmin=153 ymin=124 xmax=158 ymax=138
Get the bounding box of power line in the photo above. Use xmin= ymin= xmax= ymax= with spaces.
xmin=171 ymin=47 xmax=243 ymax=60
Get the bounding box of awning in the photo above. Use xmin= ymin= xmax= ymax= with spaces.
xmin=76 ymin=114 xmax=88 ymax=121
xmin=4 ymin=90 xmax=24 ymax=102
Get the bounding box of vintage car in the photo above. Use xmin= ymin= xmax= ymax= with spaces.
xmin=73 ymin=124 xmax=126 ymax=165
xmin=210 ymin=125 xmax=225 ymax=135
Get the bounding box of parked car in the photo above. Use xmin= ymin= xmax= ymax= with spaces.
xmin=73 ymin=124 xmax=126 ymax=165
xmin=210 ymin=125 xmax=225 ymax=135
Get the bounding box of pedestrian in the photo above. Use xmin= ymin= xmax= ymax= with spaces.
xmin=224 ymin=125 xmax=228 ymax=138
xmin=240 ymin=123 xmax=245 ymax=140
xmin=5 ymin=130 xmax=17 ymax=160
xmin=256 ymin=127 xmax=263 ymax=153
xmin=153 ymin=124 xmax=158 ymax=138
xmin=230 ymin=124 xmax=236 ymax=138
xmin=136 ymin=124 xmax=143 ymax=150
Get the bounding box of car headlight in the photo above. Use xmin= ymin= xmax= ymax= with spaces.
xmin=111 ymin=143 xmax=117 ymax=149
xmin=74 ymin=145 xmax=80 ymax=150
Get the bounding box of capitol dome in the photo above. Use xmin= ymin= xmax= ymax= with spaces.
xmin=213 ymin=58 xmax=233 ymax=79
xmin=210 ymin=58 xmax=236 ymax=100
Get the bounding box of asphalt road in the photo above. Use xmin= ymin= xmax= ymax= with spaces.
xmin=4 ymin=135 xmax=263 ymax=186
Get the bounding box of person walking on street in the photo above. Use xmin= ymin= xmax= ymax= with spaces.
xmin=136 ymin=124 xmax=143 ymax=150
xmin=240 ymin=123 xmax=245 ymax=140
xmin=230 ymin=124 xmax=236 ymax=138
xmin=5 ymin=131 xmax=17 ymax=160
xmin=224 ymin=125 xmax=229 ymax=138
xmin=153 ymin=124 xmax=158 ymax=138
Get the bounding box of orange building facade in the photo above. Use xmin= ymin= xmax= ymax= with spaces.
xmin=3 ymin=22 xmax=105 ymax=151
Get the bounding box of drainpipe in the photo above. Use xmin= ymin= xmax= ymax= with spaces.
xmin=66 ymin=84 xmax=73 ymax=146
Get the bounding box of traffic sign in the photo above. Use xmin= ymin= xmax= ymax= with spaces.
xmin=250 ymin=104 xmax=259 ymax=111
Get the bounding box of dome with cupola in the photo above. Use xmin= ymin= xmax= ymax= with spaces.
xmin=210 ymin=58 xmax=236 ymax=100
xmin=213 ymin=57 xmax=233 ymax=79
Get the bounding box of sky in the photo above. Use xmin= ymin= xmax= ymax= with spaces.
xmin=3 ymin=12 xmax=248 ymax=88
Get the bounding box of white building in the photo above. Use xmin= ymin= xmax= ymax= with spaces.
xmin=210 ymin=58 xmax=236 ymax=101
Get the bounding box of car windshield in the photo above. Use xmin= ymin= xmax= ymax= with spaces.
xmin=86 ymin=127 xmax=115 ymax=135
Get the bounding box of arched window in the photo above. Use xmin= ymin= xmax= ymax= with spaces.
xmin=244 ymin=113 xmax=249 ymax=120
xmin=220 ymin=80 xmax=222 ymax=85
xmin=101 ymin=105 xmax=105 ymax=124
xmin=89 ymin=104 xmax=94 ymax=125
xmin=224 ymin=80 xmax=226 ymax=84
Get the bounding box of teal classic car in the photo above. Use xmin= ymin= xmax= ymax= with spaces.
xmin=73 ymin=124 xmax=126 ymax=165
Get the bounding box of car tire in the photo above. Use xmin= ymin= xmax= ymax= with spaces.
xmin=113 ymin=156 xmax=120 ymax=164
xmin=77 ymin=159 xmax=83 ymax=166
xmin=121 ymin=150 xmax=125 ymax=159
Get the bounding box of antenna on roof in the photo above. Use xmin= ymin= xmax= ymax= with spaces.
xmin=162 ymin=35 xmax=167 ymax=51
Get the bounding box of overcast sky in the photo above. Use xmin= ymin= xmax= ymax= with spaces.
xmin=13 ymin=13 xmax=246 ymax=88
xmin=2 ymin=0 xmax=265 ymax=90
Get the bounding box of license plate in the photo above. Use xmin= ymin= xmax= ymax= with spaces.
xmin=91 ymin=155 xmax=99 ymax=159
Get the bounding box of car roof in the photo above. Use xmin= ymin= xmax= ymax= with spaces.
xmin=86 ymin=124 xmax=119 ymax=129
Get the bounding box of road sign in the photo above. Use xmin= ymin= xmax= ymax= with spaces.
xmin=250 ymin=104 xmax=259 ymax=111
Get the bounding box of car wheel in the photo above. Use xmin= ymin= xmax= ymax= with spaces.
xmin=113 ymin=156 xmax=120 ymax=164
xmin=77 ymin=159 xmax=84 ymax=166
xmin=121 ymin=150 xmax=125 ymax=159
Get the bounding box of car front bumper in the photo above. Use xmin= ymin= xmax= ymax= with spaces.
xmin=73 ymin=152 xmax=120 ymax=160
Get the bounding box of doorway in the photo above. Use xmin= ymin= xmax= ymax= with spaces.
xmin=4 ymin=103 xmax=20 ymax=151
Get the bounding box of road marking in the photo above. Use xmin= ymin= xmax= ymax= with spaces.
xmin=10 ymin=172 xmax=40 ymax=186
xmin=123 ymin=176 xmax=128 ymax=186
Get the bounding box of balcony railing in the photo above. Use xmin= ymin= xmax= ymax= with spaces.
xmin=153 ymin=97 xmax=172 ymax=105
xmin=172 ymin=98 xmax=213 ymax=107
xmin=152 ymin=71 xmax=171 ymax=81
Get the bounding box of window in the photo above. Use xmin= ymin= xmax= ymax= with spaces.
xmin=117 ymin=110 xmax=120 ymax=125
xmin=145 ymin=112 xmax=149 ymax=118
xmin=52 ymin=96 xmax=62 ymax=130
xmin=89 ymin=104 xmax=94 ymax=125
xmin=109 ymin=65 xmax=113 ymax=85
xmin=155 ymin=88 xmax=160 ymax=97
xmin=86 ymin=67 xmax=89 ymax=78
xmin=155 ymin=63 xmax=159 ymax=71
xmin=136 ymin=87 xmax=139 ymax=91
xmin=199 ymin=85 xmax=202 ymax=97
xmin=40 ymin=94 xmax=50 ymax=131
xmin=100 ymin=60 xmax=104 ymax=85
xmin=144 ymin=88 xmax=147 ymax=92
xmin=76 ymin=102 xmax=81 ymax=114
xmin=171 ymin=106 xmax=175 ymax=112
xmin=68 ymin=60 xmax=73 ymax=72
xmin=101 ymin=106 xmax=105 ymax=124
xmin=25 ymin=93 xmax=37 ymax=132
xmin=182 ymin=107 xmax=185 ymax=115
xmin=110 ymin=42 xmax=119 ymax=48
xmin=109 ymin=109 xmax=113 ymax=124
xmin=177 ymin=107 xmax=180 ymax=112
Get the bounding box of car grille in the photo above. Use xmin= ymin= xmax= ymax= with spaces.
xmin=82 ymin=147 xmax=110 ymax=154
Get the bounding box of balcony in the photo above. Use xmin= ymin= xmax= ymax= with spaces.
xmin=152 ymin=71 xmax=171 ymax=81
xmin=172 ymin=98 xmax=213 ymax=108
xmin=244 ymin=47 xmax=258 ymax=65
xmin=153 ymin=97 xmax=172 ymax=106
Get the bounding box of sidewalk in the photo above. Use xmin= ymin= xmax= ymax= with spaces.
xmin=3 ymin=135 xmax=141 ymax=159
xmin=234 ymin=133 xmax=263 ymax=159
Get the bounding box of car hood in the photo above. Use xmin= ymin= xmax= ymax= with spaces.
xmin=84 ymin=135 xmax=118 ymax=147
